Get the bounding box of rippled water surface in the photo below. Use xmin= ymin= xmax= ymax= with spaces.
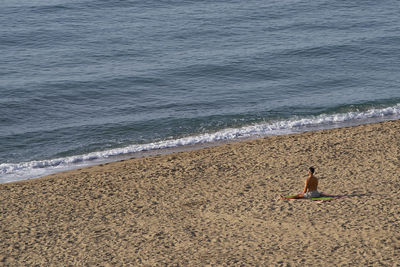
xmin=1 ymin=0 xmax=400 ymax=182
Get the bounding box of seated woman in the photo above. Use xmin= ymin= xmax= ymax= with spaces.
xmin=281 ymin=167 xmax=320 ymax=199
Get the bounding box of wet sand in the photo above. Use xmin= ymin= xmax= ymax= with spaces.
xmin=1 ymin=120 xmax=399 ymax=266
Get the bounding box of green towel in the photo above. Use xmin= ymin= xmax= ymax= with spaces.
xmin=284 ymin=194 xmax=334 ymax=201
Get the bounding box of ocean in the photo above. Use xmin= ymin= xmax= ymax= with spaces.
xmin=1 ymin=0 xmax=400 ymax=183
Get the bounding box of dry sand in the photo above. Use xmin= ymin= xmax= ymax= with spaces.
xmin=1 ymin=120 xmax=400 ymax=266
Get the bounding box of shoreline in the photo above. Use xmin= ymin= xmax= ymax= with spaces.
xmin=3 ymin=115 xmax=399 ymax=184
xmin=1 ymin=120 xmax=399 ymax=265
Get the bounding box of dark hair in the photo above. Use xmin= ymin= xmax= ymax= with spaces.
xmin=309 ymin=167 xmax=315 ymax=174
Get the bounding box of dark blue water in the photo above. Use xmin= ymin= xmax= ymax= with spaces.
xmin=1 ymin=0 xmax=400 ymax=182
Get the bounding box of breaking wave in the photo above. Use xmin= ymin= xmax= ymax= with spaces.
xmin=1 ymin=104 xmax=399 ymax=183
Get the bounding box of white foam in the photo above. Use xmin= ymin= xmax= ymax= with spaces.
xmin=1 ymin=104 xmax=399 ymax=183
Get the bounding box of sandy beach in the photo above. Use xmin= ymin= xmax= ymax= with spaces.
xmin=1 ymin=120 xmax=399 ymax=266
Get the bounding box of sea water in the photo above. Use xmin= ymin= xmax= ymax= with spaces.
xmin=1 ymin=0 xmax=400 ymax=183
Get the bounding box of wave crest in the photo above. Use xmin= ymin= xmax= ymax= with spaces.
xmin=1 ymin=104 xmax=399 ymax=183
